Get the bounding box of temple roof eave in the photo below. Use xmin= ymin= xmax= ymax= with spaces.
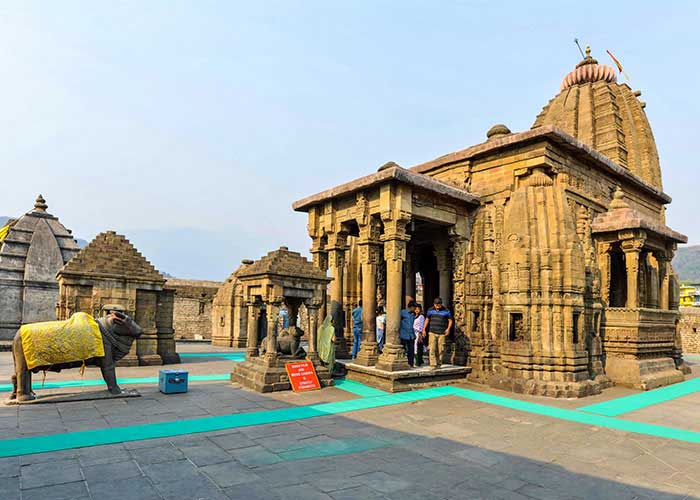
xmin=56 ymin=269 xmax=167 ymax=286
xmin=411 ymin=125 xmax=672 ymax=205
xmin=591 ymin=208 xmax=688 ymax=244
xmin=235 ymin=271 xmax=332 ymax=284
xmin=292 ymin=166 xmax=481 ymax=213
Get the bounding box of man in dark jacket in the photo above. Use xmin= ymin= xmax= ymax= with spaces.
xmin=399 ymin=301 xmax=417 ymax=367
xmin=422 ymin=297 xmax=453 ymax=369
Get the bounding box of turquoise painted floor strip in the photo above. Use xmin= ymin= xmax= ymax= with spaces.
xmin=0 ymin=372 xmax=373 ymax=395
xmin=180 ymin=353 xmax=245 ymax=361
xmin=445 ymin=387 xmax=700 ymax=443
xmin=0 ymin=374 xmax=231 ymax=393
xmin=576 ymin=378 xmax=700 ymax=417
xmin=0 ymin=387 xmax=452 ymax=457
xmin=333 ymin=379 xmax=387 ymax=397
xmin=2 ymin=383 xmax=700 ymax=458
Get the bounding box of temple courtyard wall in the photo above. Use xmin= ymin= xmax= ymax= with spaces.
xmin=166 ymin=278 xmax=221 ymax=341
xmin=679 ymin=306 xmax=700 ymax=353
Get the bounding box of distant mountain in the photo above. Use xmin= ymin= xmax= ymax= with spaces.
xmin=0 ymin=216 xmax=9 ymax=227
xmin=674 ymin=245 xmax=700 ymax=283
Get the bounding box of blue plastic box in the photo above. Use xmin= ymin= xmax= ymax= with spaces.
xmin=159 ymin=369 xmax=188 ymax=394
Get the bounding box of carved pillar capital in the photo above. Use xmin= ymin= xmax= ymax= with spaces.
xmin=620 ymin=238 xmax=644 ymax=254
xmin=382 ymin=239 xmax=407 ymax=262
xmin=381 ymin=211 xmax=411 ymax=240
xmin=326 ymin=230 xmax=349 ymax=251
xmin=266 ymin=295 xmax=286 ymax=307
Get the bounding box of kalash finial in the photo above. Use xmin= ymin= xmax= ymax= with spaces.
xmin=34 ymin=194 xmax=48 ymax=212
xmin=609 ymin=186 xmax=629 ymax=210
xmin=576 ymin=44 xmax=598 ymax=67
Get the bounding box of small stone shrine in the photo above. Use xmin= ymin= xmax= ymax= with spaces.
xmin=230 ymin=246 xmax=332 ymax=392
xmin=0 ymin=195 xmax=80 ymax=341
xmin=56 ymin=231 xmax=180 ymax=366
xmin=211 ymin=260 xmax=252 ymax=348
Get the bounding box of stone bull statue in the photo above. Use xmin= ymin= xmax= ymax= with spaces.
xmin=260 ymin=326 xmax=306 ymax=358
xmin=9 ymin=311 xmax=143 ymax=402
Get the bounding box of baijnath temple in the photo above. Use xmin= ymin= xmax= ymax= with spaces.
xmin=292 ymin=47 xmax=688 ymax=397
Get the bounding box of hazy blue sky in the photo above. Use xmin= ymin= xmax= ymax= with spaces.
xmin=1 ymin=1 xmax=698 ymax=280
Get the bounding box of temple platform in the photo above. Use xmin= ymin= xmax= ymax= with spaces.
xmin=337 ymin=359 xmax=470 ymax=393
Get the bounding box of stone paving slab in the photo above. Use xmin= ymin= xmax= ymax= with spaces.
xmin=1 ymin=345 xmax=700 ymax=499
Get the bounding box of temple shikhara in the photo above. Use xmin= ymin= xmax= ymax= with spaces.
xmin=293 ymin=47 xmax=689 ymax=396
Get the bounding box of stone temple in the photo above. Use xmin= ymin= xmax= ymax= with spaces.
xmin=0 ymin=195 xmax=80 ymax=341
xmin=292 ymin=47 xmax=688 ymax=396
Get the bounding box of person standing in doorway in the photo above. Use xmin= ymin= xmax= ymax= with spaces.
xmin=351 ymin=300 xmax=363 ymax=359
xmin=399 ymin=301 xmax=416 ymax=367
xmin=413 ymin=303 xmax=426 ymax=367
xmin=278 ymin=303 xmax=290 ymax=330
xmin=376 ymin=305 xmax=387 ymax=353
xmin=422 ymin=297 xmax=453 ymax=370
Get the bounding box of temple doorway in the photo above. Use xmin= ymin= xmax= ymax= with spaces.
xmin=409 ymin=220 xmax=453 ymax=311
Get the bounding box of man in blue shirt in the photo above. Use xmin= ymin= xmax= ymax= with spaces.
xmin=422 ymin=297 xmax=453 ymax=369
xmin=278 ymin=303 xmax=290 ymax=330
xmin=399 ymin=301 xmax=417 ymax=367
xmin=351 ymin=301 xmax=363 ymax=359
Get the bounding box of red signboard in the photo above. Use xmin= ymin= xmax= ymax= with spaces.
xmin=285 ymin=361 xmax=321 ymax=392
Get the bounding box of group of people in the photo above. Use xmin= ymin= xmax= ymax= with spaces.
xmin=351 ymin=297 xmax=453 ymax=369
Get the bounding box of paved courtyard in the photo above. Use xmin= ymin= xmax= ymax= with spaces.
xmin=1 ymin=344 xmax=699 ymax=500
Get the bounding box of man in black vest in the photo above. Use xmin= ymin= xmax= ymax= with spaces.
xmin=422 ymin=297 xmax=453 ymax=369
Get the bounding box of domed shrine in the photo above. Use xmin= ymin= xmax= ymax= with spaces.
xmin=292 ymin=48 xmax=688 ymax=395
xmin=0 ymin=195 xmax=80 ymax=341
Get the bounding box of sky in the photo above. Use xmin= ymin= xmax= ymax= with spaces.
xmin=1 ymin=1 xmax=698 ymax=280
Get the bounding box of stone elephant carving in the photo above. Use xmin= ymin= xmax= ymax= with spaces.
xmin=9 ymin=311 xmax=144 ymax=402
xmin=260 ymin=326 xmax=306 ymax=358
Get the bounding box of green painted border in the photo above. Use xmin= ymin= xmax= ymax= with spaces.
xmin=0 ymin=374 xmax=232 ymax=393
xmin=0 ymin=387 xmax=450 ymax=457
xmin=577 ymin=379 xmax=700 ymax=416
xmin=180 ymin=352 xmax=245 ymax=359
xmin=333 ymin=379 xmax=388 ymax=397
xmin=2 ymin=384 xmax=700 ymax=458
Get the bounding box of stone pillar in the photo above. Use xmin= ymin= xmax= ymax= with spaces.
xmin=245 ymin=300 xmax=260 ymax=359
xmin=404 ymin=253 xmax=416 ymax=305
xmin=657 ymin=252 xmax=671 ymax=310
xmin=376 ymin=235 xmax=410 ymax=372
xmin=597 ymin=243 xmax=612 ymax=305
xmin=264 ymin=298 xmax=282 ymax=360
xmin=311 ymin=243 xmax=329 ymax=326
xmin=355 ymin=241 xmax=380 ymax=366
xmin=648 ymin=254 xmax=659 ymax=309
xmin=435 ymin=242 xmax=451 ymax=306
xmin=622 ymin=239 xmax=643 ymax=309
xmin=305 ymin=300 xmax=320 ymax=361
xmin=327 ymin=232 xmax=350 ymax=359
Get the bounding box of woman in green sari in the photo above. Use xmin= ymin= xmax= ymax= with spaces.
xmin=317 ymin=314 xmax=336 ymax=370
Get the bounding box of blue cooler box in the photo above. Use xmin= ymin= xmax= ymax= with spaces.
xmin=159 ymin=369 xmax=188 ymax=394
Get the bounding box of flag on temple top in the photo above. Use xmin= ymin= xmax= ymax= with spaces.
xmin=606 ymin=50 xmax=630 ymax=81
